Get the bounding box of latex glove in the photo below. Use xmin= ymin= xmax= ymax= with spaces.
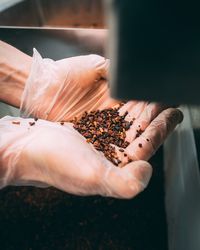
xmin=20 ymin=49 xmax=118 ymax=121
xmin=0 ymin=108 xmax=182 ymax=198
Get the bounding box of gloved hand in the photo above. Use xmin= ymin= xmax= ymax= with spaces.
xmin=19 ymin=49 xmax=181 ymax=142
xmin=0 ymin=105 xmax=182 ymax=198
xmin=20 ymin=49 xmax=118 ymax=121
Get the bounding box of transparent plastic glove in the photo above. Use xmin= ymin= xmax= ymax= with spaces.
xmin=114 ymin=103 xmax=183 ymax=167
xmin=20 ymin=49 xmax=117 ymax=121
xmin=0 ymin=109 xmax=182 ymax=198
xmin=0 ymin=40 xmax=31 ymax=108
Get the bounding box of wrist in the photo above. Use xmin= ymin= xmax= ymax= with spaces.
xmin=0 ymin=41 xmax=32 ymax=108
xmin=0 ymin=63 xmax=28 ymax=107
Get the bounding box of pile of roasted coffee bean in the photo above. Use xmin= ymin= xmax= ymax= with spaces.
xmin=71 ymin=106 xmax=134 ymax=166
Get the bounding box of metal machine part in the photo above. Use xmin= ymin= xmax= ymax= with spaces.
xmin=106 ymin=0 xmax=200 ymax=104
xmin=0 ymin=0 xmax=104 ymax=28
xmin=1 ymin=0 xmax=200 ymax=105
xmin=0 ymin=27 xmax=107 ymax=59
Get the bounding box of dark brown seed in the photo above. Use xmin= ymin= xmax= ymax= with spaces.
xmin=128 ymin=158 xmax=132 ymax=163
xmin=146 ymin=138 xmax=150 ymax=142
xmin=60 ymin=122 xmax=64 ymax=125
xmin=29 ymin=122 xmax=35 ymax=126
xmin=12 ymin=121 xmax=20 ymax=125
xmin=136 ymin=128 xmax=144 ymax=138
xmin=34 ymin=117 xmax=38 ymax=121
xmin=138 ymin=143 xmax=142 ymax=148
xmin=71 ymin=103 xmax=134 ymax=167
xmin=117 ymin=159 xmax=122 ymax=165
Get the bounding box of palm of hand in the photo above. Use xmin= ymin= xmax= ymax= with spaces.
xmin=17 ymin=119 xmax=150 ymax=198
xmin=51 ymin=56 xmax=182 ymax=167
xmin=18 ymin=100 xmax=182 ymax=198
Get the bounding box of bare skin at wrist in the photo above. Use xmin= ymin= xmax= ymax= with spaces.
xmin=0 ymin=40 xmax=32 ymax=108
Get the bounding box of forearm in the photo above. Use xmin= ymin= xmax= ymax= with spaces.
xmin=0 ymin=40 xmax=32 ymax=108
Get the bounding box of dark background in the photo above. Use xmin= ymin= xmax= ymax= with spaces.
xmin=0 ymin=148 xmax=167 ymax=250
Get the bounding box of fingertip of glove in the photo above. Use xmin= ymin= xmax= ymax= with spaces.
xmin=177 ymin=109 xmax=184 ymax=123
xmin=124 ymin=160 xmax=152 ymax=190
xmin=106 ymin=160 xmax=152 ymax=199
xmin=165 ymin=108 xmax=184 ymax=124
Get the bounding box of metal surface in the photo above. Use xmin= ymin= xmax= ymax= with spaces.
xmin=2 ymin=0 xmax=200 ymax=105
xmin=0 ymin=0 xmax=24 ymax=12
xmin=0 ymin=0 xmax=104 ymax=28
xmin=0 ymin=27 xmax=107 ymax=59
